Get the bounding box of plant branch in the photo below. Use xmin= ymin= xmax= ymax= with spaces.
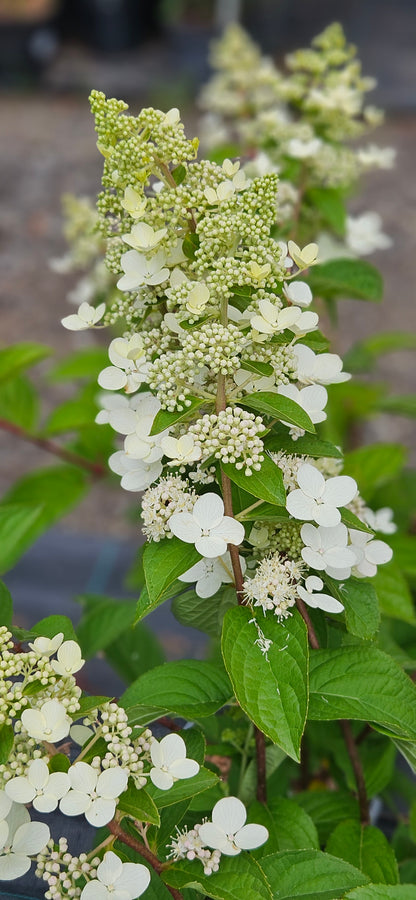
xmin=254 ymin=725 xmax=267 ymax=804
xmin=296 ymin=598 xmax=369 ymax=824
xmin=107 ymin=820 xmax=183 ymax=900
xmin=339 ymin=720 xmax=370 ymax=826
xmin=0 ymin=418 xmax=106 ymax=478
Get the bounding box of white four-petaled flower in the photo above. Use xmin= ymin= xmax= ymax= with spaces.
xmin=59 ymin=762 xmax=128 ymax=827
xmin=21 ymin=699 xmax=71 ymax=744
xmin=282 ymin=280 xmax=313 ymax=307
xmin=179 ymin=551 xmax=247 ymax=598
xmin=51 ymin=640 xmax=85 ymax=677
xmin=98 ymin=335 xmax=150 ymax=393
xmin=5 ymin=759 xmax=70 ymax=813
xmin=300 ymin=522 xmax=357 ymax=579
xmin=250 ymin=299 xmax=302 ymax=337
xmin=161 ymin=434 xmax=201 ymax=466
xmin=277 ymin=383 xmax=328 ymax=435
xmin=27 ymin=632 xmax=64 ymax=656
xmin=287 ymin=463 xmax=357 ymax=527
xmin=169 ymin=493 xmax=245 ymax=557
xmin=149 ymin=734 xmax=200 ymax=791
xmin=122 ymin=222 xmax=167 ymax=252
xmin=287 ymin=241 xmax=319 ymax=269
xmin=349 ymin=529 xmax=393 ymax=578
xmin=117 ymin=249 xmax=169 ymax=291
xmin=198 ymin=797 xmax=268 ymax=856
xmin=80 ymin=850 xmax=150 ymax=900
xmin=294 ymin=344 xmax=351 ymax=385
xmin=62 ymin=302 xmax=106 ymax=331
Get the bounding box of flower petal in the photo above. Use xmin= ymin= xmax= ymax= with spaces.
xmin=192 ymin=493 xmax=224 ymax=529
xmin=97 ymin=851 xmax=123 ymax=886
xmin=5 ymin=777 xmax=35 ymax=805
xmin=323 ymin=475 xmax=357 ymax=508
xmin=195 ymin=536 xmax=227 ymax=558
xmin=115 ymin=862 xmax=151 ymax=898
xmin=98 ymin=367 xmax=128 ymax=391
xmin=97 ymin=768 xmax=128 ymax=800
xmin=169 ymin=513 xmax=201 ymax=544
xmin=149 ymin=768 xmax=173 ymax=791
xmin=0 ymin=853 xmax=31 ymax=880
xmin=60 ymin=790 xmax=91 ymax=817
xmin=286 ymin=490 xmax=316 ymax=521
xmin=235 ymin=823 xmax=269 ymax=850
xmin=68 ymin=762 xmax=97 ymax=794
xmin=198 ymin=822 xmax=232 ymax=853
xmin=314 ymin=505 xmax=341 ymax=527
xmin=150 ymin=740 xmax=164 ymax=769
xmin=366 ymin=540 xmax=393 ymax=565
xmin=81 ymin=880 xmax=110 ymax=900
xmin=159 ymin=734 xmax=187 ymax=767
xmin=169 ymin=759 xmax=200 ymax=780
xmin=212 ymin=796 xmax=247 ymax=834
xmin=297 ymin=464 xmax=325 ymax=500
xmin=12 ymin=821 xmax=50 ymax=855
xmin=213 ymin=517 xmax=245 ymax=547
xmin=86 ymin=798 xmax=116 ymax=827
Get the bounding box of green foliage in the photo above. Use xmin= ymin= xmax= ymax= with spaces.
xmin=0 ymin=342 xmax=50 ymax=383
xmin=307 ymin=258 xmax=383 ymax=301
xmin=344 ymin=331 xmax=416 ymax=373
xmin=242 ymin=392 xmax=315 ymax=432
xmin=172 ymin=586 xmax=236 ymax=638
xmin=76 ymin=594 xmax=136 ymax=658
xmin=372 ymin=562 xmax=416 ymax=623
xmin=150 ymin=397 xmax=204 ymax=435
xmin=325 ymin=578 xmax=380 ymax=640
xmin=121 ymin=660 xmax=231 ymax=725
xmin=31 ymin=614 xmax=78 ymax=643
xmin=0 ymin=373 xmax=39 ymax=430
xmin=342 ymin=443 xmax=407 ymax=498
xmin=222 ymin=454 xmax=285 ymax=506
xmin=249 ymin=797 xmax=319 ymax=855
xmin=0 ymin=503 xmax=46 ymax=574
xmin=49 ymin=347 xmax=108 ymax=380
xmin=0 ymin=724 xmax=15 ymax=764
xmin=306 ymin=187 xmax=346 ymax=235
xmin=326 ymin=820 xmax=399 ymax=884
xmin=260 ymin=849 xmax=368 ymax=898
xmin=163 ymin=853 xmax=272 ymax=900
xmin=118 ymin=784 xmax=160 ymax=826
xmin=0 ymin=581 xmax=13 ymax=627
xmin=222 ymin=607 xmax=308 ymax=760
xmin=142 ymin=538 xmax=201 ymax=611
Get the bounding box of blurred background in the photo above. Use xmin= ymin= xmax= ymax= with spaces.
xmin=1 ymin=0 xmax=416 ymax=686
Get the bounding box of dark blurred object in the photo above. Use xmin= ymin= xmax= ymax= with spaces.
xmin=59 ymin=0 xmax=161 ymax=52
xmin=0 ymin=0 xmax=61 ymax=83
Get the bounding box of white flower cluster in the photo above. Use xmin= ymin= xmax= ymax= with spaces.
xmin=243 ymin=553 xmax=304 ymax=619
xmin=190 ymin=406 xmax=264 ymax=475
xmin=141 ymin=475 xmax=197 ymax=541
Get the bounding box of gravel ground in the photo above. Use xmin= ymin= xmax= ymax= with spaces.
xmin=1 ymin=89 xmax=415 ymax=539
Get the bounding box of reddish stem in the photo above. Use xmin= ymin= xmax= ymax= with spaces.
xmin=0 ymin=418 xmax=106 ymax=478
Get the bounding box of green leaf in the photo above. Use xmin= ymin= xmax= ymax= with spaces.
xmin=49 ymin=348 xmax=108 ymax=380
xmin=163 ymin=853 xmax=272 ymax=900
xmin=31 ymin=614 xmax=77 ymax=643
xmin=343 ymin=444 xmax=407 ymax=498
xmin=307 ymin=258 xmax=383 ymax=301
xmin=346 ymin=888 xmax=416 ymax=899
xmin=339 ymin=508 xmax=374 ymax=534
xmin=0 ymin=374 xmax=39 ymax=430
xmin=326 ymin=820 xmax=399 ymax=884
xmin=222 ymin=454 xmax=285 ymax=506
xmin=149 ymin=766 xmax=218 ymax=809
xmin=76 ymin=595 xmax=136 ymax=658
xmin=0 ymin=724 xmax=14 ymax=764
xmin=325 ymin=578 xmax=380 ymax=640
xmin=2 ymin=465 xmax=88 ymax=548
xmin=240 ymin=359 xmax=274 ymax=377
xmin=345 ymin=331 xmax=416 ymax=374
xmin=306 ymin=187 xmax=346 ymax=235
xmin=0 ymin=343 xmax=50 ymax=383
xmin=118 ymin=784 xmax=160 ymax=826
xmin=135 ymin=579 xmax=185 ymax=625
xmin=182 ymin=232 xmax=200 ymax=259
xmin=221 ymin=607 xmax=308 ymax=761
xmin=249 ymin=798 xmax=319 ymax=856
xmin=149 ymin=800 xmax=191 ymax=856
xmin=373 ymin=562 xmax=416 ymax=624
xmin=171 ymin=164 xmax=186 ymax=185
xmin=293 ymin=790 xmax=359 ymax=844
xmin=387 ymin=535 xmax=416 ymax=580
xmin=379 ymin=394 xmax=416 ymax=417
xmin=265 ymin=430 xmax=342 ymax=459
xmin=76 ymin=695 xmax=108 ymax=718
xmin=0 ymin=504 xmax=45 ymax=574
xmin=43 ymin=385 xmax=98 ymax=435
xmin=150 ymin=397 xmax=203 ymax=436
xmin=121 ymin=660 xmax=231 ymax=725
xmin=260 ymin=849 xmax=368 ymax=899
xmin=143 ymin=538 xmax=201 ymax=608
xmin=308 ymin=646 xmax=416 ymax=739
xmin=105 ymin=621 xmax=165 ymax=686
xmin=242 ymin=392 xmax=315 ymax=433
xmin=0 ymin=581 xmax=13 ymax=627
xmin=172 ymin=586 xmax=236 ymax=638
xmin=239 ymin=503 xmax=288 ymax=522
xmin=48 ymin=753 xmax=70 ymax=773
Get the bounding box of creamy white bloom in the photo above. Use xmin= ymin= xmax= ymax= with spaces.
xmin=204 ymin=181 xmax=236 ymax=204
xmin=122 ymin=222 xmax=167 ymax=252
xmin=81 ymin=851 xmax=150 ymax=900
xmin=0 ymin=802 xmax=50 ymax=880
xmin=95 ymin=392 xmax=132 ymax=425
xmin=21 ymin=699 xmax=71 ymax=743
xmin=108 ymin=392 xmax=161 ymax=438
xmin=27 ymin=632 xmax=64 ymax=656
xmin=169 ymin=493 xmax=245 ymax=557
xmin=98 ymin=335 xmax=150 ymax=393
xmin=5 ymin=759 xmax=70 ymax=813
xmin=301 ymin=522 xmax=357 ymax=579
xmin=283 ymin=280 xmax=313 ymax=307
xmin=60 ymin=762 xmax=128 ymax=827
xmin=61 ymin=302 xmax=106 ymax=331
xmin=287 ymin=463 xmax=357 ymax=527
xmin=51 ymin=640 xmax=85 ymax=677
xmin=346 ymin=212 xmax=392 ymax=256
xmin=363 ymin=506 xmax=397 ymax=534
xmin=287 ymin=241 xmax=319 ymax=269
xmin=277 ymin=383 xmax=328 ymax=436
xmin=109 ymin=450 xmax=162 ymax=492
xmin=149 ymin=734 xmax=200 ymax=791
xmin=117 ymin=249 xmax=169 ymax=291
xmin=357 ymin=144 xmax=396 ymax=169
xmin=161 ymin=434 xmax=201 ymax=466
xmin=294 ymin=344 xmax=351 ymax=385
xmin=250 ymin=299 xmax=303 ymax=336
xmin=199 ymin=797 xmax=268 ymax=856
xmin=349 ymin=529 xmax=393 ymax=578
xmin=297 ymin=575 xmax=344 ymax=613
xmin=179 ymin=552 xmax=246 ymax=598
xmin=287 ymin=137 xmax=322 ymax=159
xmin=185 ymin=282 xmax=210 ymax=315
xmin=233 ymin=368 xmax=276 ymax=393
xmin=120 ymin=186 xmax=147 ymax=219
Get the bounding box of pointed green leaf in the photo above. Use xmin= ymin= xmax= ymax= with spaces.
xmin=340 ymin=508 xmax=374 ymax=534
xmin=118 ymin=784 xmax=160 ymax=826
xmin=249 ymin=798 xmax=319 ymax=856
xmin=221 ymin=607 xmax=308 ymax=761
xmin=265 ymin=431 xmax=342 ymax=459
xmin=121 ymin=660 xmax=231 ymax=724
xmin=143 ymin=537 xmax=201 ymax=606
xmin=0 ymin=724 xmax=14 ymax=764
xmin=31 ymin=614 xmax=77 ymax=643
xmin=372 ymin=562 xmax=416 ymax=623
xmin=150 ymin=397 xmax=203 ymax=435
xmin=222 ymin=454 xmax=285 ymax=506
xmin=260 ymin=849 xmax=368 ymax=899
xmin=0 ymin=343 xmax=50 ymax=383
xmin=0 ymin=582 xmax=13 ymax=627
xmin=307 ymin=258 xmax=383 ymax=301
xmin=135 ymin=579 xmax=185 ymax=624
xmin=0 ymin=374 xmax=39 ymax=431
xmin=324 ymin=577 xmax=380 ymax=640
xmin=240 ymin=359 xmax=274 ymax=377
xmin=2 ymin=465 xmax=88 ymax=549
xmin=242 ymin=392 xmax=315 ymax=433
xmin=293 ymin=790 xmax=359 ymax=844
xmin=343 ymin=444 xmax=406 ymax=498
xmin=0 ymin=504 xmax=45 ymax=574
xmin=172 ymin=586 xmax=236 ymax=638
xmin=76 ymin=596 xmax=136 ymax=658
xmin=163 ymin=853 xmax=272 ymax=900
xmin=326 ymin=820 xmax=399 ymax=885
xmin=346 ymin=888 xmax=416 ymax=900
